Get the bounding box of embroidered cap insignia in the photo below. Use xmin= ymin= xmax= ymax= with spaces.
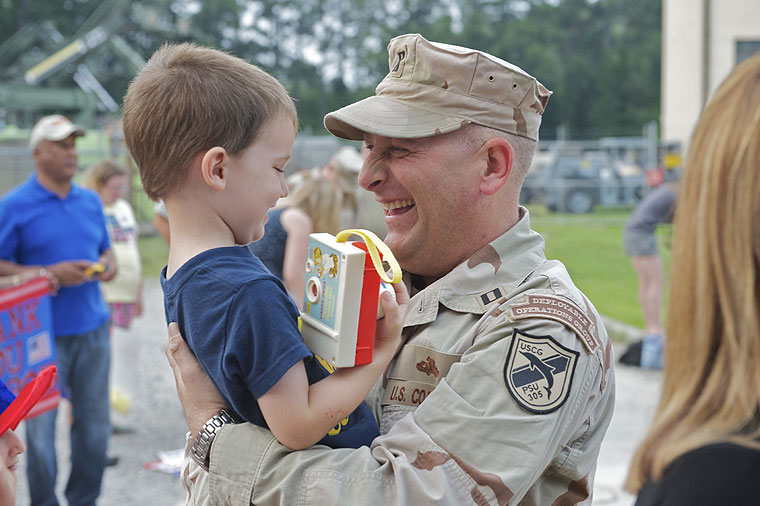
xmin=504 ymin=329 xmax=578 ymax=414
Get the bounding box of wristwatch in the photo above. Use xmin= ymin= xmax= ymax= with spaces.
xmin=190 ymin=409 xmax=241 ymax=472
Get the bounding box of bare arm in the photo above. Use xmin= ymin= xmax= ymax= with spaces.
xmin=0 ymin=268 xmax=57 ymax=291
xmin=98 ymin=248 xmax=118 ymax=282
xmin=0 ymin=258 xmax=92 ymax=288
xmin=257 ymin=282 xmax=409 ymax=450
xmin=279 ymin=207 xmax=311 ymax=308
xmin=153 ymin=213 xmax=171 ymax=245
xmin=0 ymin=259 xmax=35 ymax=276
xmin=135 ymin=279 xmax=144 ymax=317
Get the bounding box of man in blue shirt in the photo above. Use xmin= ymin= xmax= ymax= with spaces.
xmin=0 ymin=115 xmax=117 ymax=506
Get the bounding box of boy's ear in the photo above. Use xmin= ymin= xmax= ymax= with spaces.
xmin=479 ymin=138 xmax=514 ymax=196
xmin=200 ymin=147 xmax=229 ymax=191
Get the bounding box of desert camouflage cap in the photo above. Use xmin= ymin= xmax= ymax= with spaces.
xmin=324 ymin=33 xmax=552 ymax=142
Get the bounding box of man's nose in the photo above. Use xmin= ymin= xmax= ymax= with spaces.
xmin=358 ymin=158 xmax=385 ymax=192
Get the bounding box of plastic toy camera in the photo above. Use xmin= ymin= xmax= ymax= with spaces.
xmin=300 ymin=229 xmax=401 ymax=368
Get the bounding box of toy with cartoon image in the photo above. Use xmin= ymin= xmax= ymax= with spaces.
xmin=301 ymin=229 xmax=401 ymax=368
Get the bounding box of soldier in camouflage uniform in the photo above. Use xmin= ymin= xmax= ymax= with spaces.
xmin=166 ymin=33 xmax=615 ymax=505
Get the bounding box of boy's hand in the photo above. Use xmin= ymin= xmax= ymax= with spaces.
xmin=372 ymin=281 xmax=410 ymax=358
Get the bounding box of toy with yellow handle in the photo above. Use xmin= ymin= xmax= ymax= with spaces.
xmin=300 ymin=229 xmax=402 ymax=368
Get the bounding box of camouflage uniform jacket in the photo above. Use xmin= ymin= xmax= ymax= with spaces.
xmin=181 ymin=208 xmax=616 ymax=505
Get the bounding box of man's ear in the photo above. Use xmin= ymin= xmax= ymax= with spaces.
xmin=479 ymin=138 xmax=514 ymax=195
xmin=200 ymin=147 xmax=229 ymax=191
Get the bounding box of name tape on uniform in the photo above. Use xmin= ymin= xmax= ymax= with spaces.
xmin=382 ymin=345 xmax=461 ymax=408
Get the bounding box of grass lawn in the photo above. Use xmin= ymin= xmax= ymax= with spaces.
xmin=138 ymin=235 xmax=169 ymax=278
xmin=528 ymin=205 xmax=671 ymax=331
xmin=137 ymin=206 xmax=672 ymax=330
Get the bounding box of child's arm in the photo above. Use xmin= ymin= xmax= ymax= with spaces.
xmin=257 ymin=281 xmax=409 ymax=450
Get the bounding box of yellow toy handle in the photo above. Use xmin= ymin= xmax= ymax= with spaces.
xmin=335 ymin=229 xmax=402 ymax=284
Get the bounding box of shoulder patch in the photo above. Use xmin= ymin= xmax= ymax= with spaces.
xmin=508 ymin=295 xmax=600 ymax=353
xmin=504 ymin=328 xmax=579 ymax=414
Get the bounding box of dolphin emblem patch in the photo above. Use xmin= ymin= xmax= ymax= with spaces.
xmin=504 ymin=329 xmax=579 ymax=414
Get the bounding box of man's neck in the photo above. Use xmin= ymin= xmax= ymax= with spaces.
xmin=36 ymin=171 xmax=71 ymax=198
xmin=418 ymin=203 xmax=521 ymax=287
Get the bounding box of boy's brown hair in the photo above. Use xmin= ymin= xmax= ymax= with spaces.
xmin=122 ymin=43 xmax=297 ymax=201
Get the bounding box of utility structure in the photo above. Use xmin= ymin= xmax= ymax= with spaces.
xmin=0 ymin=0 xmax=186 ymax=128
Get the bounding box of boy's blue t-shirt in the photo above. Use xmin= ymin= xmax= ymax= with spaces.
xmin=161 ymin=245 xmax=379 ymax=449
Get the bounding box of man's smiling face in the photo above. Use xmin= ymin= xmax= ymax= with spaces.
xmin=359 ymin=130 xmax=486 ymax=281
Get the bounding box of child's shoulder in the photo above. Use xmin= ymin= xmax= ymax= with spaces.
xmin=169 ymin=246 xmax=269 ymax=285
xmin=205 ymin=246 xmax=284 ymax=288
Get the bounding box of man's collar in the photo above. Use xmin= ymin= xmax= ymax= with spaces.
xmin=404 ymin=207 xmax=546 ymax=326
xmin=31 ymin=173 xmax=75 ymax=200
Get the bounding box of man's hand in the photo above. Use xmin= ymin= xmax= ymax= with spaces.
xmin=165 ymin=322 xmax=227 ymax=438
xmin=46 ymin=260 xmax=93 ymax=286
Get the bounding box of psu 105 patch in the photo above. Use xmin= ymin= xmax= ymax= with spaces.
xmin=504 ymin=329 xmax=579 ymax=414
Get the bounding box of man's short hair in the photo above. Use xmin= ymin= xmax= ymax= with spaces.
xmin=462 ymin=124 xmax=537 ymax=185
xmin=123 ymin=43 xmax=297 ymax=201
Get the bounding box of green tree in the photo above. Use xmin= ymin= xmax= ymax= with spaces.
xmin=0 ymin=0 xmax=661 ymax=139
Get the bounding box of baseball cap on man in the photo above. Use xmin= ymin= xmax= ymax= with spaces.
xmin=324 ymin=34 xmax=552 ymax=142
xmin=29 ymin=115 xmax=86 ymax=151
xmin=0 ymin=365 xmax=57 ymax=434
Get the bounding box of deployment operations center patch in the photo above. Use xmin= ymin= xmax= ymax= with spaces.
xmin=504 ymin=329 xmax=579 ymax=414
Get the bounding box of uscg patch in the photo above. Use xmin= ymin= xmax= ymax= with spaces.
xmin=504 ymin=329 xmax=579 ymax=414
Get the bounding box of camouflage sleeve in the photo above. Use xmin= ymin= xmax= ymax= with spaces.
xmin=180 ymin=433 xmax=214 ymax=506
xmin=204 ymin=418 xmax=493 ymax=505
xmin=411 ymin=313 xmax=608 ymax=503
xmin=200 ymin=312 xmax=608 ymax=505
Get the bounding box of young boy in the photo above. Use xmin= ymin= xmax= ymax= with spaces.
xmin=122 ymin=43 xmax=407 ymax=450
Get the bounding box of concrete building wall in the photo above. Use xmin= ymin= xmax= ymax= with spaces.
xmin=661 ymin=0 xmax=760 ymax=151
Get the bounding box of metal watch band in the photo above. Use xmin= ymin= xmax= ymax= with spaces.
xmin=190 ymin=409 xmax=239 ymax=472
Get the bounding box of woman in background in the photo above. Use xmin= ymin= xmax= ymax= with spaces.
xmin=626 ymin=53 xmax=760 ymax=504
xmin=84 ymin=160 xmax=143 ymax=327
xmin=84 ymin=160 xmax=143 ymax=425
xmin=248 ymin=172 xmax=343 ymax=307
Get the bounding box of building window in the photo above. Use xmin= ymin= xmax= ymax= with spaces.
xmin=737 ymin=41 xmax=760 ymax=63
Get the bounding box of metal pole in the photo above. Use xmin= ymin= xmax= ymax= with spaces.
xmin=701 ymin=0 xmax=711 ymax=106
